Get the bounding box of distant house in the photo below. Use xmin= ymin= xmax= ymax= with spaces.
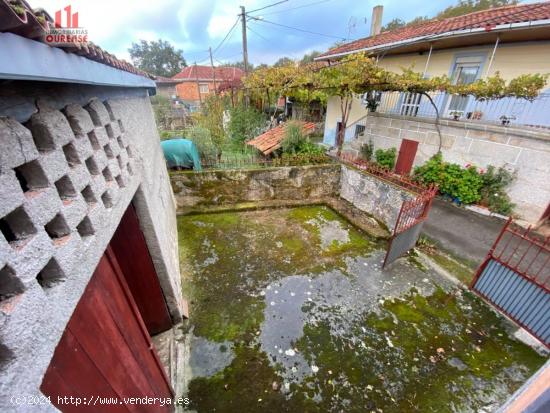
xmin=168 ymin=65 xmax=244 ymax=108
xmin=155 ymin=76 xmax=182 ymax=99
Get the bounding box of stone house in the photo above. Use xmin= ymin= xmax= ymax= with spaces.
xmin=0 ymin=3 xmax=185 ymax=411
xmin=316 ymin=2 xmax=550 ymax=224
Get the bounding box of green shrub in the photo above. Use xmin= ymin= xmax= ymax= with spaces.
xmin=272 ymin=153 xmax=330 ymax=166
xmin=185 ymin=126 xmax=216 ymax=157
xmin=360 ymin=139 xmax=374 ymax=161
xmin=374 ymin=147 xmax=397 ymax=169
xmin=227 ymin=105 xmax=265 ymax=148
xmin=281 ymin=122 xmax=325 ymax=156
xmin=414 ymin=154 xmax=482 ymax=204
xmin=480 ymin=165 xmax=515 ymax=215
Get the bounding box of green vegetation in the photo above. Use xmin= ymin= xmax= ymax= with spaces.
xmin=128 ymin=39 xmax=186 ymax=77
xmin=360 ymin=139 xmax=374 ymax=161
xmin=281 ymin=121 xmax=325 ymax=156
xmin=414 ymin=153 xmax=515 ymax=213
xmin=374 ymin=147 xmax=397 ymax=170
xmin=227 ymin=104 xmax=265 ymax=148
xmin=179 ymin=207 xmax=545 ymax=413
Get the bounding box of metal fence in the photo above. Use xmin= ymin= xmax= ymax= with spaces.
xmin=375 ymin=91 xmax=550 ymax=129
xmin=470 ymin=219 xmax=550 ymax=347
xmin=200 ymin=153 xmax=333 ymax=170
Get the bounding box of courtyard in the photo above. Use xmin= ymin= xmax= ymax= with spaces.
xmin=178 ymin=206 xmax=545 ymax=412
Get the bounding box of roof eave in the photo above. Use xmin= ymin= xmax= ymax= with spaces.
xmin=0 ymin=33 xmax=155 ymax=88
xmin=315 ymin=19 xmax=550 ymax=61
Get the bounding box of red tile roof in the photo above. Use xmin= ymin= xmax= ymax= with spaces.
xmin=172 ymin=65 xmax=245 ymax=81
xmin=0 ymin=0 xmax=151 ymax=78
xmin=247 ymin=122 xmax=316 ymax=155
xmin=318 ymin=2 xmax=550 ymax=59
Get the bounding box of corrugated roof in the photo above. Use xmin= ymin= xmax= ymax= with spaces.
xmin=318 ymin=2 xmax=550 ymax=59
xmin=172 ymin=65 xmax=245 ymax=81
xmin=247 ymin=122 xmax=316 ymax=155
xmin=0 ymin=0 xmax=152 ymax=78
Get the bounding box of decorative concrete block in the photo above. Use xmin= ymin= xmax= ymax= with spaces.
xmin=9 ymin=231 xmax=54 ymax=284
xmin=72 ymin=134 xmax=95 ymax=161
xmin=25 ymin=187 xmax=63 ymax=227
xmin=85 ymin=99 xmax=111 ymax=127
xmin=0 ymin=171 xmax=25 ymax=218
xmin=28 ymin=107 xmax=75 ymax=150
xmin=64 ymin=104 xmax=95 ymax=135
xmin=93 ymin=126 xmax=110 ymax=147
xmin=38 ymin=150 xmax=69 ymax=183
xmin=61 ymin=197 xmax=88 ymax=229
xmin=67 ymin=163 xmax=92 ymax=193
xmin=0 ymin=117 xmax=38 ymax=172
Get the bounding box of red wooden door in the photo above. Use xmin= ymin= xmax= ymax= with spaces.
xmin=41 ymin=248 xmax=173 ymax=412
xmin=110 ymin=204 xmax=172 ymax=335
xmin=395 ymin=139 xmax=419 ymax=175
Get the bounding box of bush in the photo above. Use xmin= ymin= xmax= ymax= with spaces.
xmin=414 ymin=154 xmax=482 ymax=204
xmin=414 ymin=154 xmax=515 ymax=212
xmin=480 ymin=165 xmax=515 ymax=215
xmin=374 ymin=147 xmax=397 ymax=169
xmin=227 ymin=105 xmax=265 ymax=147
xmin=272 ymin=153 xmax=330 ymax=166
xmin=281 ymin=122 xmax=325 ymax=156
xmin=360 ymin=139 xmax=374 ymax=161
xmin=159 ymin=129 xmax=185 ymax=140
xmin=185 ymin=126 xmax=215 ymax=157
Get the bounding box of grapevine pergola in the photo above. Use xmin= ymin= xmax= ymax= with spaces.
xmin=244 ymin=53 xmax=548 ymax=155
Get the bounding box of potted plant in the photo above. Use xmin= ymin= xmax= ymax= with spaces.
xmin=449 ymin=110 xmax=463 ymax=121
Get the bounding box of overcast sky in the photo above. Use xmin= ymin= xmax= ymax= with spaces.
xmin=30 ymin=0 xmax=529 ymax=66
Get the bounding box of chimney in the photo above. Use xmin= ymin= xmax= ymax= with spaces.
xmin=370 ymin=5 xmax=383 ymax=36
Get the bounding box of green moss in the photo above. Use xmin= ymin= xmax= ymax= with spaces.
xmin=427 ymin=250 xmax=475 ymax=284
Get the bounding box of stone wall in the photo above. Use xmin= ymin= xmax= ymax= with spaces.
xmin=345 ymin=112 xmax=550 ymax=223
xmin=340 ymin=165 xmax=416 ymax=230
xmin=172 ymin=163 xmax=414 ymax=232
xmin=171 ymin=164 xmax=341 ymax=209
xmin=0 ymin=82 xmax=183 ymax=409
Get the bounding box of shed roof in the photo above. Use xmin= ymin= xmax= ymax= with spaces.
xmin=172 ymin=65 xmax=244 ymax=81
xmin=247 ymin=122 xmax=316 ymax=155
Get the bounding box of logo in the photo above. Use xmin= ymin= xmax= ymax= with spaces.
xmin=45 ymin=5 xmax=88 ymax=45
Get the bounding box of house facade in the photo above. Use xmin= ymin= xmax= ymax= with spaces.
xmin=316 ymin=2 xmax=550 ymax=224
xmin=0 ymin=2 xmax=185 ymax=411
xmin=168 ymin=65 xmax=244 ymax=108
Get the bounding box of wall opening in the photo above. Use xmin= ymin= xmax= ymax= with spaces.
xmin=54 ymin=175 xmax=77 ymax=200
xmin=14 ymin=160 xmax=49 ymax=193
xmin=104 ymin=144 xmax=114 ymax=159
xmin=36 ymin=258 xmax=65 ymax=289
xmin=0 ymin=207 xmax=36 ymax=245
xmin=101 ymin=191 xmax=113 ymax=209
xmin=0 ymin=264 xmax=25 ymax=302
xmin=87 ymin=131 xmax=100 ymax=151
xmin=44 ymin=213 xmax=70 ymax=239
xmin=81 ymin=185 xmax=96 ymax=205
xmin=62 ymin=142 xmax=81 ymax=167
xmin=77 ymin=216 xmax=95 ymax=238
xmin=85 ymin=157 xmax=100 ymax=175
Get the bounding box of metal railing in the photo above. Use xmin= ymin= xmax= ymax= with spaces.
xmin=200 ymin=153 xmax=333 ymax=170
xmin=374 ymin=91 xmax=550 ymax=129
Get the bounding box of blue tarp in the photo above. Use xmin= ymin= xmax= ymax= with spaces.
xmin=160 ymin=138 xmax=202 ymax=171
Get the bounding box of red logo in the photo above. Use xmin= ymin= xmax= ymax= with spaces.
xmin=45 ymin=5 xmax=88 ymax=45
xmin=55 ymin=5 xmax=79 ymax=28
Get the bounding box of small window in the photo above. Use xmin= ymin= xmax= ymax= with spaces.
xmin=199 ymin=83 xmax=209 ymax=94
xmin=354 ymin=124 xmax=366 ymax=138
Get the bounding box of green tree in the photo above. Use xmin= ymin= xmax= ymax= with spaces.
xmin=197 ymin=95 xmax=227 ymax=159
xmin=273 ymin=57 xmax=294 ymax=67
xmin=227 ymin=104 xmax=265 ymax=147
xmin=300 ymin=51 xmax=321 ymax=65
xmin=381 ymin=18 xmax=406 ymax=32
xmin=436 ymin=0 xmax=518 ymax=19
xmin=225 ymin=61 xmax=255 ymax=71
xmin=128 ymin=39 xmax=186 ymax=77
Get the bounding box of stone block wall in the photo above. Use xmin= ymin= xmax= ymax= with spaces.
xmin=346 ymin=113 xmax=550 ymax=223
xmin=0 ymin=84 xmax=182 ymax=409
xmin=171 ymin=164 xmax=342 ymax=209
xmin=340 ymin=165 xmax=416 ymax=230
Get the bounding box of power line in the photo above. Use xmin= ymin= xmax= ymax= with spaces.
xmin=258 ymin=0 xmax=333 ymax=16
xmin=212 ymin=16 xmax=241 ymax=55
xmin=246 ymin=24 xmax=271 ymax=43
xmin=249 ymin=16 xmax=348 ymax=41
xmin=246 ymin=0 xmax=289 ymax=15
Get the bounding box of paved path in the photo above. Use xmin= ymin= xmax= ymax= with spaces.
xmin=422 ymin=198 xmax=506 ymax=266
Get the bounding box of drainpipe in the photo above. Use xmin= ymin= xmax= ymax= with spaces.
xmin=422 ymin=43 xmax=433 ymax=78
xmin=485 ymin=35 xmax=500 ymax=78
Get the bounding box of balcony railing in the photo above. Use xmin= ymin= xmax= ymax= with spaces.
xmin=371 ymin=91 xmax=550 ymax=129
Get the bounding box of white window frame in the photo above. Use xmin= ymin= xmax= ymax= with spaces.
xmin=199 ymin=83 xmax=209 ymax=94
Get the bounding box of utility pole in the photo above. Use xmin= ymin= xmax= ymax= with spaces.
xmin=240 ymin=6 xmax=249 ymax=74
xmin=194 ymin=62 xmax=202 ymax=105
xmin=209 ymin=47 xmax=217 ymax=95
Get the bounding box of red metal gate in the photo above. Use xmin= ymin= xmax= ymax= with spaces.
xmin=395 ymin=139 xmax=419 ymax=175
xmin=470 ymin=219 xmax=550 ymax=347
xmin=383 ymin=187 xmax=437 ymax=267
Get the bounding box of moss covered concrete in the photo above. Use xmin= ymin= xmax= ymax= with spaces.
xmin=178 ymin=206 xmax=546 ymax=413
